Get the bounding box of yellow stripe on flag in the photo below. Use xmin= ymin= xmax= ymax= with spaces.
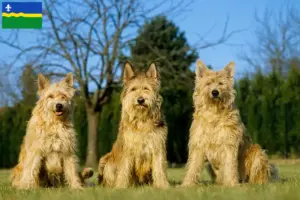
xmin=2 ymin=12 xmax=42 ymax=18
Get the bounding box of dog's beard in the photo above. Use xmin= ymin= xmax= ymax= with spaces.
xmin=126 ymin=98 xmax=150 ymax=110
xmin=205 ymin=93 xmax=233 ymax=109
xmin=134 ymin=103 xmax=148 ymax=109
xmin=124 ymin=102 xmax=152 ymax=117
xmin=211 ymin=96 xmax=221 ymax=101
xmin=130 ymin=104 xmax=150 ymax=116
xmin=203 ymin=92 xmax=218 ymax=103
xmin=122 ymin=96 xmax=157 ymax=119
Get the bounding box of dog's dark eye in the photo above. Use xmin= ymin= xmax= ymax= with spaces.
xmin=206 ymin=82 xmax=211 ymax=86
xmin=219 ymin=82 xmax=223 ymax=85
xmin=61 ymin=95 xmax=66 ymax=99
xmin=131 ymin=87 xmax=136 ymax=91
xmin=143 ymin=87 xmax=149 ymax=91
xmin=48 ymin=95 xmax=54 ymax=98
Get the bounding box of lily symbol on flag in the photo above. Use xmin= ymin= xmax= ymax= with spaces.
xmin=5 ymin=4 xmax=12 ymax=12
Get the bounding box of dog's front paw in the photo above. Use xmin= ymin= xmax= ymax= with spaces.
xmin=115 ymin=182 xmax=129 ymax=189
xmin=70 ymin=182 xmax=83 ymax=190
xmin=223 ymin=182 xmax=240 ymax=187
xmin=115 ymin=184 xmax=128 ymax=189
xmin=154 ymin=182 xmax=170 ymax=189
xmin=17 ymin=179 xmax=38 ymax=190
xmin=178 ymin=182 xmax=196 ymax=188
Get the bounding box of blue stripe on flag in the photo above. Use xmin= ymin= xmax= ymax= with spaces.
xmin=2 ymin=2 xmax=42 ymax=14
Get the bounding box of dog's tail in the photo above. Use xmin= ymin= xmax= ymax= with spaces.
xmin=79 ymin=168 xmax=94 ymax=183
xmin=98 ymin=152 xmax=111 ymax=184
xmin=268 ymin=163 xmax=280 ymax=181
xmin=245 ymin=144 xmax=270 ymax=184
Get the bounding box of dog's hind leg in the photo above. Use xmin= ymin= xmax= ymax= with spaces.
xmin=11 ymin=164 xmax=23 ymax=187
xmin=11 ymin=141 xmax=26 ymax=187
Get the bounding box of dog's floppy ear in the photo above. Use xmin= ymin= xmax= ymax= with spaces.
xmin=146 ymin=62 xmax=158 ymax=80
xmin=123 ymin=61 xmax=135 ymax=83
xmin=224 ymin=61 xmax=235 ymax=78
xmin=195 ymin=59 xmax=208 ymax=77
xmin=61 ymin=72 xmax=74 ymax=87
xmin=38 ymin=74 xmax=50 ymax=92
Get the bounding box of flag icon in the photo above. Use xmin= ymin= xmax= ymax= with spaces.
xmin=2 ymin=2 xmax=42 ymax=29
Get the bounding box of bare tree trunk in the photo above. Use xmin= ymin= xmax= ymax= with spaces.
xmin=85 ymin=105 xmax=100 ymax=168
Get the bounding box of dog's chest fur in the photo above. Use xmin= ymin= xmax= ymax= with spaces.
xmin=41 ymin=122 xmax=75 ymax=174
xmin=121 ymin=120 xmax=166 ymax=170
xmin=192 ymin=109 xmax=243 ymax=166
xmin=123 ymin=127 xmax=164 ymax=155
xmin=122 ymin=123 xmax=166 ymax=180
xmin=42 ymin=123 xmax=75 ymax=154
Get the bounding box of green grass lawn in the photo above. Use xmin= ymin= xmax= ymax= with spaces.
xmin=1 ymin=161 xmax=300 ymax=200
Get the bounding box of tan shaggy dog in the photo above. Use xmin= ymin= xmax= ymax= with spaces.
xmin=11 ymin=73 xmax=93 ymax=189
xmin=98 ymin=62 xmax=169 ymax=189
xmin=181 ymin=59 xmax=278 ymax=187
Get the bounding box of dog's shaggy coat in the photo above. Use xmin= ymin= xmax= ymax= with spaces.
xmin=181 ymin=59 xmax=278 ymax=187
xmin=11 ymin=73 xmax=93 ymax=189
xmin=98 ymin=62 xmax=169 ymax=188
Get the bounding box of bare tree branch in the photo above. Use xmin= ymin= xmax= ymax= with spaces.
xmin=194 ymin=15 xmax=245 ymax=49
xmin=240 ymin=4 xmax=300 ymax=75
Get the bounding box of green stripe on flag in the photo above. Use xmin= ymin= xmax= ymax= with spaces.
xmin=2 ymin=17 xmax=42 ymax=29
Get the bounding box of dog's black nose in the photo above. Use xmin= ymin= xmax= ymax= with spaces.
xmin=211 ymin=90 xmax=219 ymax=97
xmin=137 ymin=97 xmax=145 ymax=104
xmin=56 ymin=103 xmax=63 ymax=110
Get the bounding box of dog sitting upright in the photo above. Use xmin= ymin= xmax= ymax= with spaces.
xmin=98 ymin=62 xmax=169 ymax=188
xmin=11 ymin=73 xmax=93 ymax=189
xmin=181 ymin=59 xmax=278 ymax=187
